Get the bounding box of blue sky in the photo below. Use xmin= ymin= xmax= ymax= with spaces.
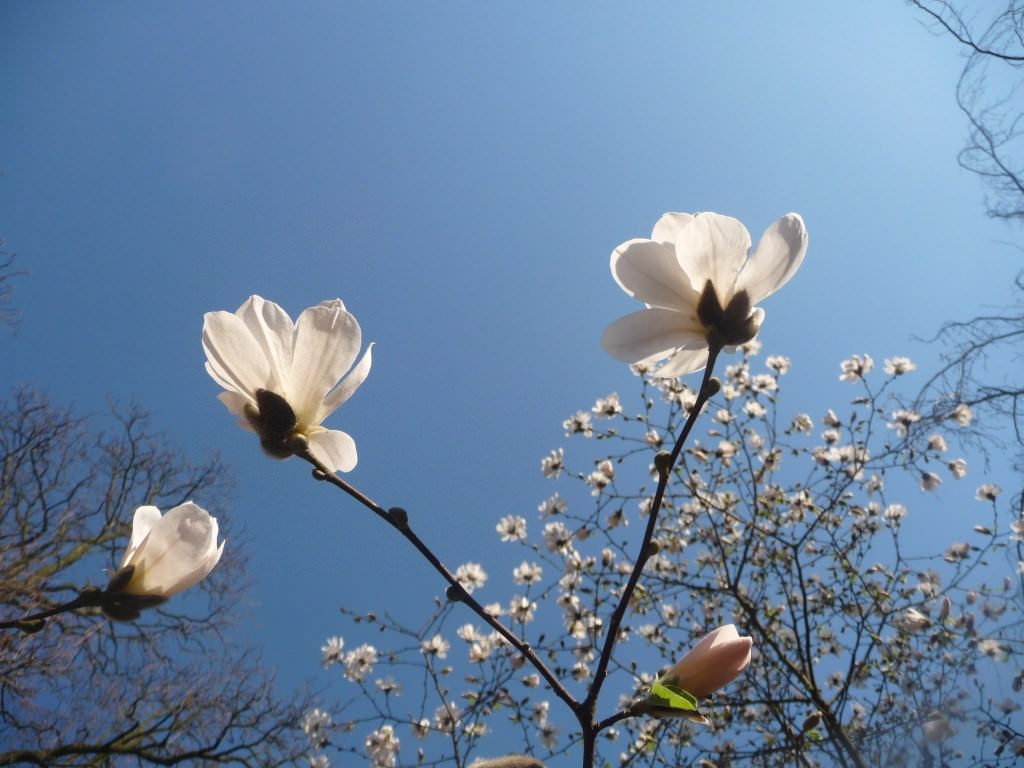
xmin=2 ymin=1 xmax=1021 ymax=761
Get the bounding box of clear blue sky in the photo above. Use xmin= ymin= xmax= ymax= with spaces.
xmin=2 ymin=1 xmax=1020 ymax=760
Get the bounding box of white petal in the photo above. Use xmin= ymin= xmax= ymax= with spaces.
xmin=216 ymin=390 xmax=257 ymax=432
xmin=673 ymin=213 xmax=751 ymax=299
xmin=318 ymin=343 xmax=373 ymax=423
xmin=610 ymin=239 xmax=701 ymax=311
xmin=601 ymin=308 xmax=706 ymax=363
xmin=650 ymin=212 xmax=695 ymax=245
xmin=202 ymin=311 xmax=272 ymax=398
xmin=122 ymin=502 xmax=220 ymax=596
xmin=235 ymin=296 xmax=295 ymax=394
xmin=734 ymin=213 xmax=808 ymax=304
xmin=288 ymin=301 xmax=361 ymax=427
xmin=652 ymin=348 xmax=710 ymax=378
xmin=307 ymin=428 xmax=358 ymax=474
xmin=122 ymin=506 xmax=162 ymax=567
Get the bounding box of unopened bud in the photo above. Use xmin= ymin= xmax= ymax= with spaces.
xmin=702 ymin=377 xmax=722 ymax=398
xmin=802 ymin=712 xmax=822 ymax=732
xmin=938 ymin=595 xmax=951 ymax=622
xmin=654 ymin=451 xmax=673 ymax=478
xmin=388 ymin=507 xmax=409 ymax=528
xmin=312 ymin=468 xmax=328 ymax=481
xmin=645 ymin=540 xmax=661 ymax=557
xmin=446 ymin=585 xmax=464 ymax=602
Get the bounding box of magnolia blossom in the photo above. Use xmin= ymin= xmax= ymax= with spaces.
xmin=602 ymin=212 xmax=808 ymax=377
xmin=663 ymin=624 xmax=752 ymax=698
xmin=115 ymin=503 xmax=224 ymax=598
xmin=203 ymin=295 xmax=372 ymax=473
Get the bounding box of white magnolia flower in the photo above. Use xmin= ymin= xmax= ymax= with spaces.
xmin=839 ymin=354 xmax=874 ymax=382
xmin=541 ymin=448 xmax=565 ymax=478
xmin=343 ymin=644 xmax=378 ymax=682
xmin=365 ymin=724 xmax=400 ymax=768
xmin=421 ymin=634 xmax=450 ymax=659
xmin=203 ymin=295 xmax=372 ymax=474
xmin=592 ymin=392 xmax=623 ymax=418
xmin=321 ymin=636 xmax=345 ymax=667
xmin=496 ymin=515 xmax=527 ymax=542
xmin=455 ymin=562 xmax=488 ymax=593
xmin=115 ymin=503 xmax=224 ymax=598
xmin=602 ymin=211 xmax=808 ymax=377
xmin=884 ymin=356 xmax=916 ymax=375
xmin=302 ymin=708 xmax=332 ymax=749
xmin=976 ymin=484 xmax=1002 ymax=501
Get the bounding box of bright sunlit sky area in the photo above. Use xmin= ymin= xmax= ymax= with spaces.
xmin=2 ymin=0 xmax=1021 ymax=759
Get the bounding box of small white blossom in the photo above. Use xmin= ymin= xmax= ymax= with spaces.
xmin=920 ymin=472 xmax=942 ymax=492
xmin=541 ymin=448 xmax=564 ymax=478
xmin=766 ymin=355 xmax=791 ymax=374
xmin=884 ymin=356 xmax=916 ymax=375
xmin=433 ymin=704 xmax=462 ymax=732
xmin=375 ymin=676 xmax=401 ymax=696
xmin=365 ymin=725 xmax=399 ymax=768
xmin=744 ymin=400 xmax=766 ymax=418
xmin=839 ymin=354 xmax=873 ymax=382
xmin=455 ymin=562 xmax=487 ymax=594
xmin=539 ymin=721 xmax=560 ymax=749
xmin=538 ymin=493 xmax=568 ymax=516
xmin=927 ymin=434 xmax=948 ymax=452
xmin=823 ymin=409 xmax=841 ymax=427
xmin=887 ymin=409 xmax=921 ymax=438
xmin=893 ymin=607 xmax=931 ymax=632
xmin=976 ymin=484 xmax=1001 ymax=501
xmin=411 ymin=719 xmax=431 ymax=739
xmin=951 ymin=403 xmax=974 ymax=426
xmin=321 ymin=636 xmax=344 ymax=667
xmin=302 ymin=708 xmax=332 ymax=749
xmin=978 ymin=638 xmax=1008 ymax=660
xmin=509 ymin=595 xmax=537 ymax=624
xmin=543 ymin=522 xmax=573 ymax=553
xmin=1011 ymin=520 xmax=1024 ymax=542
xmin=496 ymin=515 xmax=527 ymax=542
xmin=586 ymin=460 xmax=615 ymax=495
xmin=563 ymin=411 xmax=593 ymax=437
xmin=307 ymin=755 xmax=330 ymax=768
xmin=948 ymin=458 xmax=968 ymax=479
xmin=644 ymin=429 xmax=664 ymax=446
xmin=790 ymin=413 xmax=813 ymax=433
xmin=513 ymin=561 xmax=544 ymax=585
xmin=343 ymin=644 xmax=378 ymax=682
xmin=522 ymin=673 xmax=541 ymax=688
xmin=884 ymin=504 xmax=908 ymax=523
xmin=421 ymin=634 xmax=450 ymax=659
xmin=592 ymin=393 xmax=623 ymax=418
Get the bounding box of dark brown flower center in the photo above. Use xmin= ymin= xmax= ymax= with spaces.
xmin=244 ymin=389 xmax=299 ymax=458
xmin=695 ymin=280 xmax=759 ymax=347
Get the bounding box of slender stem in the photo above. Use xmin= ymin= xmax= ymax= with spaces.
xmin=296 ymin=448 xmax=580 ymax=715
xmin=586 ymin=347 xmax=721 ymax=717
xmin=0 ymin=590 xmax=102 ymax=631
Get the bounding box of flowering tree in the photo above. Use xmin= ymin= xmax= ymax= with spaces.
xmin=0 ymin=388 xmax=311 ymax=766
xmin=185 ymin=212 xmax=1020 ymax=768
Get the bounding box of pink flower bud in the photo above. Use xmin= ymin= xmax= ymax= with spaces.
xmin=665 ymin=624 xmax=752 ymax=697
